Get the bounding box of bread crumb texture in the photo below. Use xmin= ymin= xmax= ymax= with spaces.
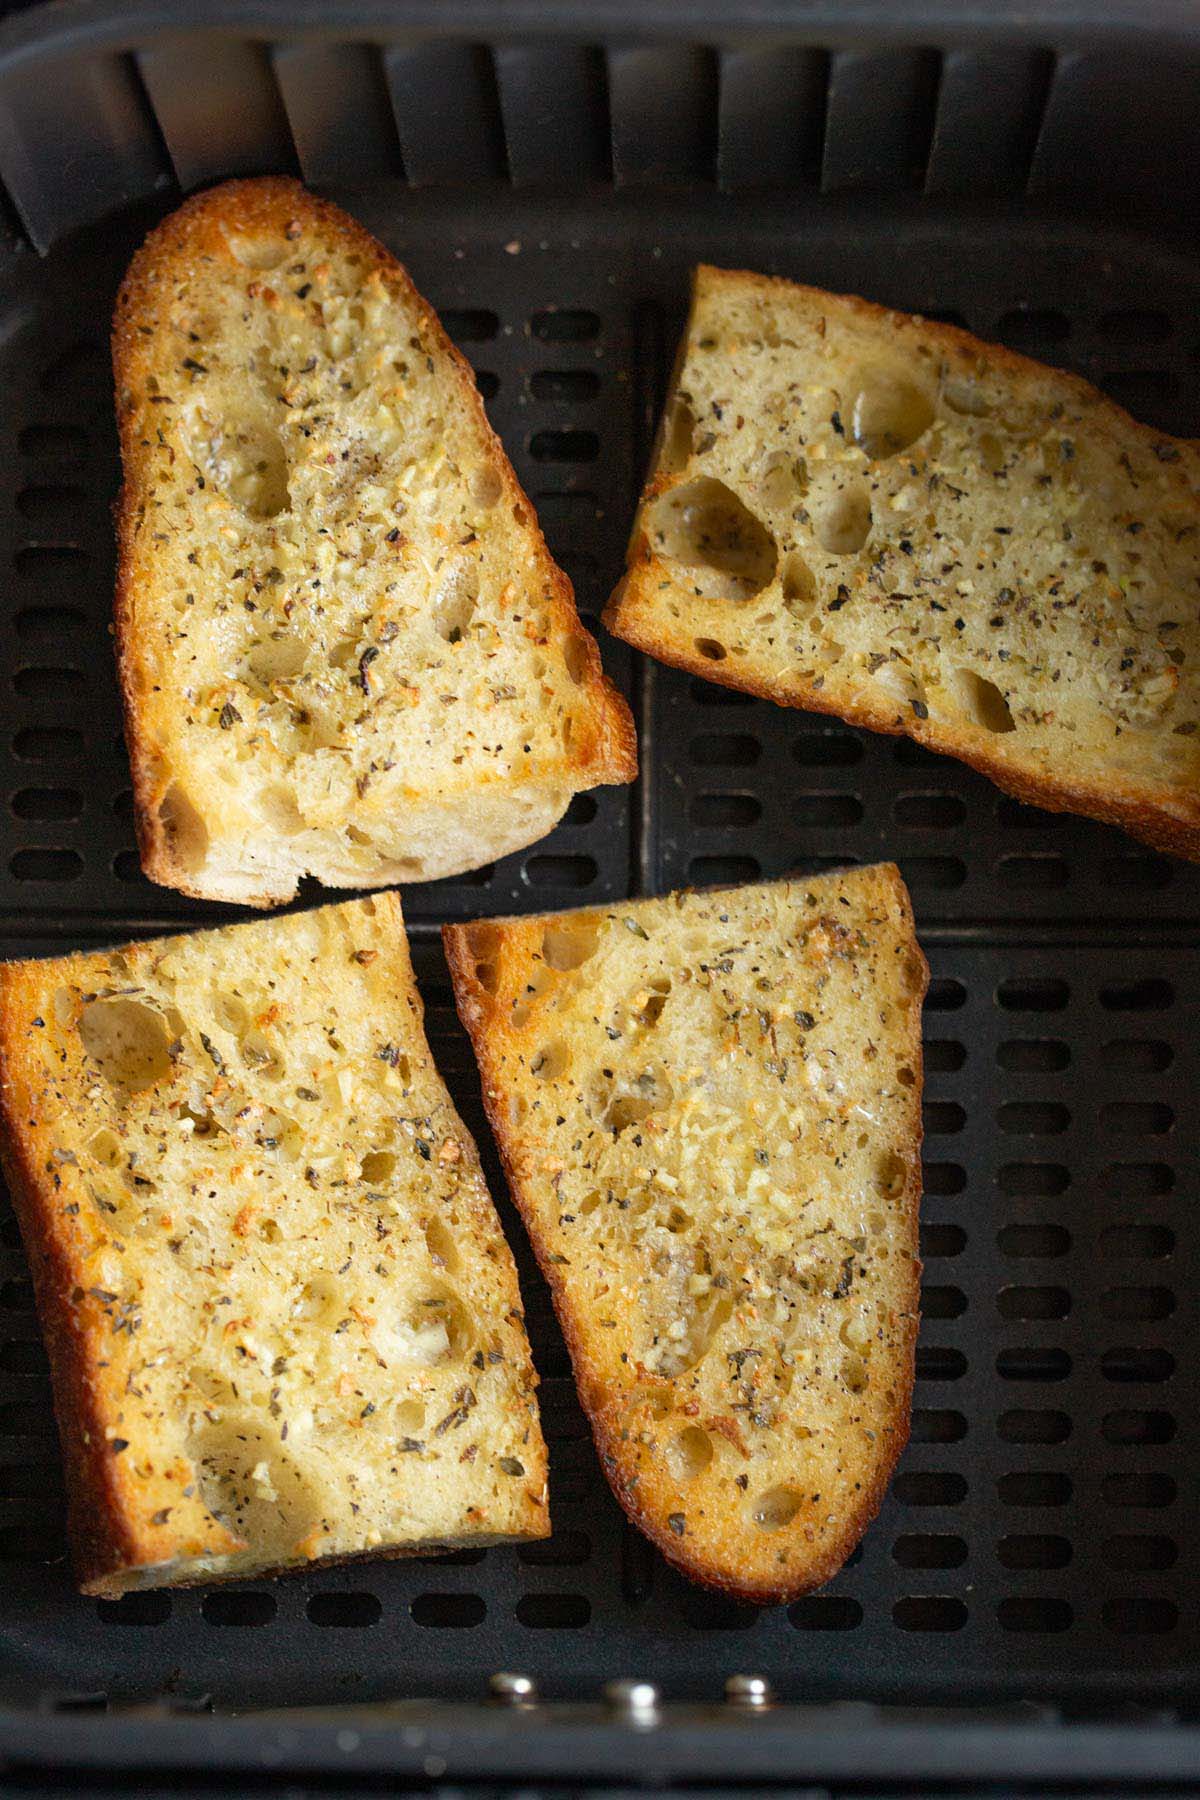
xmin=606 ymin=265 xmax=1200 ymax=859
xmin=446 ymin=865 xmax=927 ymax=1601
xmin=0 ymin=894 xmax=547 ymax=1595
xmin=113 ymin=178 xmax=634 ymax=905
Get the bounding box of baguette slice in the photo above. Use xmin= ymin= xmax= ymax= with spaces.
xmin=0 ymin=894 xmax=547 ymax=1596
xmin=606 ymin=265 xmax=1200 ymax=859
xmin=113 ymin=178 xmax=635 ymax=905
xmin=446 ymin=867 xmax=926 ymax=1602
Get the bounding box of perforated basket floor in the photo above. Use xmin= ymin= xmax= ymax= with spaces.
xmin=0 ymin=4 xmax=1198 ymax=1731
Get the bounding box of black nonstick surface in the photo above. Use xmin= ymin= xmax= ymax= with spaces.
xmin=0 ymin=182 xmax=1195 ymax=1713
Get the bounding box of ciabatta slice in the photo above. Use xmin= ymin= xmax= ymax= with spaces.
xmin=114 ymin=178 xmax=635 ymax=905
xmin=606 ymin=265 xmax=1200 ymax=859
xmin=446 ymin=867 xmax=926 ymax=1601
xmin=0 ymin=894 xmax=547 ymax=1595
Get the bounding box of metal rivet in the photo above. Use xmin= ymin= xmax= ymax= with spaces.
xmin=489 ymin=1672 xmax=537 ymax=1706
xmin=603 ymin=1678 xmax=660 ymax=1721
xmin=725 ymin=1673 xmax=774 ymax=1709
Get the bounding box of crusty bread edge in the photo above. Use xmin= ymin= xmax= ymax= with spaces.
xmin=81 ymin=1527 xmax=546 ymax=1601
xmin=445 ymin=866 xmax=928 ymax=1604
xmin=112 ymin=177 xmax=637 ymax=906
xmin=0 ymin=953 xmax=236 ymax=1591
xmin=0 ymin=892 xmax=550 ymax=1594
xmin=604 ymin=264 xmax=1200 ymax=864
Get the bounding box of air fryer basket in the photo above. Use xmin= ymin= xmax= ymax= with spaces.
xmin=0 ymin=0 xmax=1198 ymax=1785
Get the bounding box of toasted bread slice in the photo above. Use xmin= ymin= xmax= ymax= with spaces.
xmin=446 ymin=867 xmax=926 ymax=1602
xmin=0 ymin=894 xmax=547 ymax=1596
xmin=113 ymin=178 xmax=635 ymax=905
xmin=606 ymin=265 xmax=1200 ymax=859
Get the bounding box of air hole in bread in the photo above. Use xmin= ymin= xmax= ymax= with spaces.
xmin=396 ymin=1398 xmax=426 ymax=1434
xmin=512 ymin=966 xmax=556 ymax=1029
xmin=159 ymin=784 xmax=210 ymax=874
xmin=667 ymin=1424 xmax=714 ymax=1482
xmin=755 ymin=1483 xmax=802 ymax=1526
xmin=902 ymin=956 xmax=926 ymax=997
xmin=840 ymin=1313 xmax=872 ymax=1351
xmin=951 ymin=668 xmax=1016 ymax=733
xmin=531 ymin=1040 xmax=570 ymax=1082
xmin=190 ymin=1415 xmax=324 ymax=1557
xmin=781 ymin=551 xmax=818 ymax=616
xmin=226 ymin=235 xmax=289 ymax=271
xmin=469 ymin=924 xmax=503 ymax=991
xmin=578 ymin=1189 xmax=603 ymax=1217
xmin=942 ymin=377 xmax=991 ymax=417
xmin=425 ymin=1215 xmax=462 ymax=1273
xmin=433 ymin=564 xmax=479 ymax=642
xmin=609 ymin=1090 xmax=658 ymax=1134
xmin=758 ymin=451 xmax=809 ymax=514
xmin=695 ymin=637 xmax=727 ymax=662
xmin=188 ymin=410 xmax=289 ymax=518
xmin=647 ymin=477 xmax=778 ymax=601
xmin=79 ymin=996 xmax=174 ymax=1092
xmin=850 ymin=368 xmax=935 ymax=458
xmin=361 ymin=1150 xmax=396 ymax=1184
xmin=841 ymin=1351 xmax=869 ymax=1393
xmin=897 ymin=1064 xmax=916 ymax=1088
xmin=542 ymin=917 xmax=599 ymax=971
xmin=565 ymin=635 xmax=590 ymax=684
xmin=589 ymin=1065 xmax=672 ymax=1134
xmin=875 ymin=1149 xmax=907 ymax=1198
xmin=213 ymin=994 xmax=250 ymax=1035
xmin=811 ymin=479 xmax=872 ymax=555
xmin=470 ymin=464 xmax=503 ymax=509
xmin=86 ymin=1127 xmax=123 ymax=1167
xmin=260 ymin=1218 xmax=282 ymax=1244
xmin=633 ymin=980 xmax=671 ymax=1028
xmin=247 ymin=631 xmax=307 ymax=684
xmin=752 ymin=1485 xmax=802 ymax=1531
xmin=660 ymin=396 xmax=698 ymax=475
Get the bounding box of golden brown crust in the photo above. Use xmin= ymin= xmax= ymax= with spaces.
xmin=446 ymin=868 xmax=927 ymax=1603
xmin=113 ymin=178 xmax=635 ymax=903
xmin=0 ymin=893 xmax=548 ymax=1594
xmin=1 ymin=965 xmax=141 ymax=1591
xmin=605 ymin=265 xmax=1200 ymax=863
